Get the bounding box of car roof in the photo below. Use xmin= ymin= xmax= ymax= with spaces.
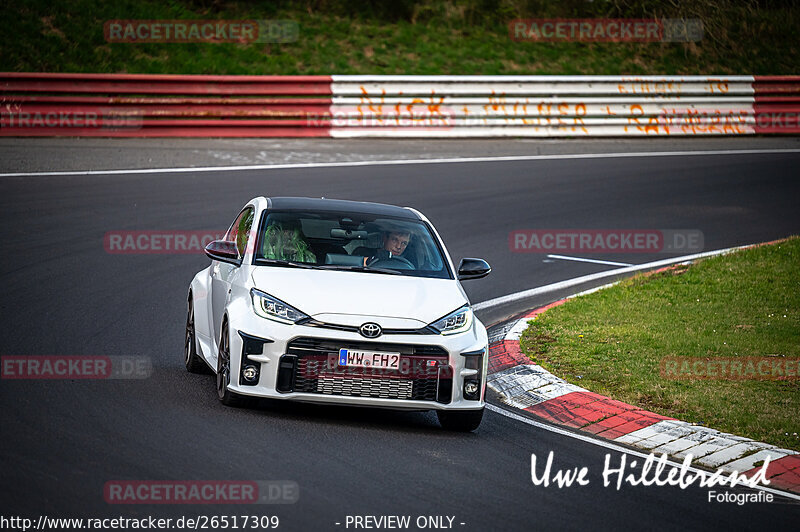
xmin=265 ymin=197 xmax=421 ymax=220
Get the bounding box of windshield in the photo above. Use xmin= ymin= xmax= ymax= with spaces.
xmin=253 ymin=210 xmax=452 ymax=279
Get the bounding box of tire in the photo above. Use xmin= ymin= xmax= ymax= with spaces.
xmin=216 ymin=320 xmax=249 ymax=407
xmin=184 ymin=295 xmax=208 ymax=374
xmin=436 ymin=408 xmax=484 ymax=432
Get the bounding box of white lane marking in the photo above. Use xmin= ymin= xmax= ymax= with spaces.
xmin=1 ymin=149 xmax=799 ymax=177
xmin=474 ymin=246 xmax=743 ymax=311
xmin=546 ymin=254 xmax=633 ymax=267
xmin=485 ymin=404 xmax=800 ymax=501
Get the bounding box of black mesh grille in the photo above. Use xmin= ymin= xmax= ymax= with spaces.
xmin=286 ymin=337 xmax=451 ymax=402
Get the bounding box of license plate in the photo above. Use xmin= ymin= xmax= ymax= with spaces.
xmin=338 ymin=349 xmax=400 ymax=370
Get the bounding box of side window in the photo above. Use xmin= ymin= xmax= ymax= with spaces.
xmin=225 ymin=207 xmax=255 ymax=259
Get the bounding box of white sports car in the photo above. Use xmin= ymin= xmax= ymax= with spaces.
xmin=186 ymin=197 xmax=491 ymax=431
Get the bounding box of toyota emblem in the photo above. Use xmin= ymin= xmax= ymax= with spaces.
xmin=359 ymin=322 xmax=382 ymax=338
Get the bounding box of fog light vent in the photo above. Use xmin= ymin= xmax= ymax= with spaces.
xmin=242 ymin=365 xmax=258 ymax=382
xmin=277 ymin=355 xmax=297 ymax=392
xmin=460 ymin=347 xmax=486 ymax=401
xmin=463 ymin=379 xmax=480 ymax=400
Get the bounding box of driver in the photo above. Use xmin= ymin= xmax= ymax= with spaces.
xmin=364 ymin=230 xmax=412 ymax=266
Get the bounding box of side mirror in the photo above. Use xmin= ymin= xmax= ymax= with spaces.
xmin=457 ymin=258 xmax=491 ymax=280
xmin=204 ymin=240 xmax=240 ymax=265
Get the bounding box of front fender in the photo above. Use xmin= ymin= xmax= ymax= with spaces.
xmin=190 ymin=265 xmax=213 ymax=356
xmin=222 ymin=281 xmax=256 ymax=382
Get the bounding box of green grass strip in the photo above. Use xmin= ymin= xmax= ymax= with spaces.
xmin=520 ymin=237 xmax=800 ymax=451
xmin=1 ymin=1 xmax=798 ymax=74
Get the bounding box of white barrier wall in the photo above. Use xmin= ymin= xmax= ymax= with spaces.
xmin=330 ymin=75 xmax=757 ymax=137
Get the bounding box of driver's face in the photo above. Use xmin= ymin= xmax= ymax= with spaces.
xmin=383 ymin=232 xmax=410 ymax=255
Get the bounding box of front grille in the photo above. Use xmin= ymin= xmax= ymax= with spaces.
xmin=285 ymin=337 xmax=452 ymax=402
xmin=318 ymin=376 xmax=413 ymax=399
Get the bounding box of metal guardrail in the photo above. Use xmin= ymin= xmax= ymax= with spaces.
xmin=1 ymin=73 xmax=798 ymax=136
xmin=0 ymin=73 xmax=332 ymax=137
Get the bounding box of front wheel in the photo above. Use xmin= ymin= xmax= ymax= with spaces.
xmin=216 ymin=321 xmax=249 ymax=407
xmin=184 ymin=296 xmax=207 ymax=374
xmin=436 ymin=408 xmax=484 ymax=432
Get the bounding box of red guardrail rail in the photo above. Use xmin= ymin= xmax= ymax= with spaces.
xmin=753 ymin=76 xmax=800 ymax=134
xmin=0 ymin=72 xmax=333 ymax=137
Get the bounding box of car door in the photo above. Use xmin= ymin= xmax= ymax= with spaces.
xmin=210 ymin=206 xmax=255 ymax=347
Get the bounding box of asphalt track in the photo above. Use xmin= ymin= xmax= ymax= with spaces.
xmin=1 ymin=150 xmax=800 ymax=530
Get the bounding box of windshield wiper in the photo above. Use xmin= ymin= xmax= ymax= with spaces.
xmin=254 ymin=258 xmax=316 ymax=269
xmin=317 ymin=265 xmax=402 ymax=275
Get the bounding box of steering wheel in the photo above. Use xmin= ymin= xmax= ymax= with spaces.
xmin=368 ymin=256 xmax=415 ymax=270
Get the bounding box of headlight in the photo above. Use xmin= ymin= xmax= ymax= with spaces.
xmin=429 ymin=306 xmax=473 ymax=335
xmin=250 ymin=288 xmax=309 ymax=324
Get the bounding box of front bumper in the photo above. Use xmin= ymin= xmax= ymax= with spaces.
xmin=225 ymin=312 xmax=488 ymax=411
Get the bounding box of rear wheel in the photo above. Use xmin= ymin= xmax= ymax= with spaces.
xmin=436 ymin=408 xmax=484 ymax=432
xmin=216 ymin=320 xmax=249 ymax=407
xmin=184 ymin=296 xmax=207 ymax=374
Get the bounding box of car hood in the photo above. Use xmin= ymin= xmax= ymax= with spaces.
xmin=251 ymin=267 xmax=467 ymax=327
